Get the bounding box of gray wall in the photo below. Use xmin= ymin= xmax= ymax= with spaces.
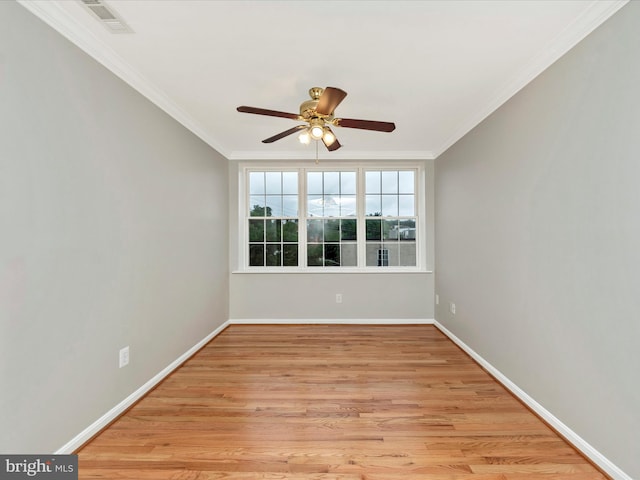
xmin=228 ymin=160 xmax=435 ymax=320
xmin=435 ymin=2 xmax=640 ymax=478
xmin=0 ymin=2 xmax=229 ymax=453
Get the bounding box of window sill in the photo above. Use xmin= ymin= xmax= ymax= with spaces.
xmin=232 ymin=268 xmax=433 ymax=274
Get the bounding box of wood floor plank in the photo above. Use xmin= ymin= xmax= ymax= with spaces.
xmin=77 ymin=325 xmax=609 ymax=479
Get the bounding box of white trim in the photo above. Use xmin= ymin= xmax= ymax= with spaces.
xmin=231 ymin=269 xmax=433 ymax=274
xmin=55 ymin=317 xmax=630 ymax=479
xmin=18 ymin=1 xmax=627 ymax=163
xmin=16 ymin=1 xmax=434 ymax=163
xmin=239 ymin=161 xmax=427 ymax=271
xmin=229 ymin=318 xmax=435 ymax=325
xmin=434 ymin=0 xmax=629 ymax=158
xmin=55 ymin=318 xmax=431 ymax=452
xmin=434 ymin=320 xmax=632 ymax=480
xmin=16 ymin=0 xmax=230 ymax=158
xmin=55 ymin=321 xmax=230 ymax=454
xmin=228 ymin=150 xmax=435 ymax=161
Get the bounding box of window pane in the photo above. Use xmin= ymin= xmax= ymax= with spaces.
xmin=266 ymin=244 xmax=281 ymax=266
xmin=366 ymin=171 xmax=381 ymax=194
xmin=249 ymin=219 xmax=264 ymax=242
xmin=381 ymin=195 xmax=398 ymax=216
xmin=282 ymin=220 xmax=298 ymax=242
xmin=382 ymin=171 xmax=398 ymax=193
xmin=366 ymin=195 xmax=381 ymax=216
xmin=399 ymin=171 xmax=414 ymax=194
xmin=307 ymin=172 xmax=323 ymax=194
xmin=323 ymin=196 xmax=340 ymax=217
xmin=282 ymin=195 xmax=298 ymax=217
xmin=398 ymin=195 xmax=415 ymax=216
xmin=325 ymin=244 xmax=340 ymax=266
xmin=307 ymin=195 xmax=323 ymax=217
xmin=324 ymin=219 xmax=340 ymax=242
xmin=249 ymin=172 xmax=264 ymax=195
xmin=366 ymin=219 xmax=381 ymax=241
xmin=283 ymin=244 xmax=298 ymax=266
xmin=341 ymin=171 xmax=356 ymax=194
xmin=249 ymin=245 xmax=264 ymax=266
xmin=265 ymin=195 xmax=282 ymax=216
xmin=385 ymin=244 xmax=400 ymax=267
xmin=282 ymin=172 xmax=297 ymax=194
xmin=340 ymin=195 xmax=356 ymax=216
xmin=399 ymin=219 xmax=416 ymax=240
xmin=324 ymin=172 xmax=340 ymax=194
xmin=366 ymin=243 xmax=379 ymax=266
xmin=341 ymin=219 xmax=357 ymax=241
xmin=265 ymin=172 xmax=281 ymax=194
xmin=307 ymin=244 xmax=323 ymax=266
xmin=249 ymin=196 xmax=265 ymax=216
xmin=265 ymin=219 xmax=281 ymax=242
xmin=383 ymin=219 xmax=399 ymax=240
xmin=366 ymin=244 xmax=389 ymax=267
xmin=307 ymin=219 xmax=323 ymax=242
xmin=305 ymin=170 xmax=359 ymax=268
xmin=341 ymin=243 xmax=357 ymax=266
xmin=400 ymin=242 xmax=417 ymax=266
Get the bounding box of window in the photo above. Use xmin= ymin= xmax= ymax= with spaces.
xmin=248 ymin=171 xmax=298 ymax=267
xmin=364 ymin=170 xmax=417 ymax=267
xmin=242 ymin=163 xmax=424 ymax=271
xmin=307 ymin=171 xmax=358 ymax=267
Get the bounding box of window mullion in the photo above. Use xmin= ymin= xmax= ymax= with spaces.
xmin=299 ymin=167 xmax=307 ymax=268
xmin=357 ymin=167 xmax=366 ymax=268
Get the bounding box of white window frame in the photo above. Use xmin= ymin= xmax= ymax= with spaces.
xmin=238 ymin=161 xmax=427 ymax=272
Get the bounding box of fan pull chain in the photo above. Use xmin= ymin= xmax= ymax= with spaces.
xmin=315 ymin=139 xmax=319 ymax=164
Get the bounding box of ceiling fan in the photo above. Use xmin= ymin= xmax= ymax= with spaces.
xmin=237 ymin=87 xmax=395 ymax=151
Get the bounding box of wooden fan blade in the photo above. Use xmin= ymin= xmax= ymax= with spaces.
xmin=237 ymin=106 xmax=299 ymax=120
xmin=322 ymin=127 xmax=341 ymax=151
xmin=262 ymin=125 xmax=307 ymax=143
xmin=335 ymin=118 xmax=396 ymax=132
xmin=315 ymin=87 xmax=347 ymax=115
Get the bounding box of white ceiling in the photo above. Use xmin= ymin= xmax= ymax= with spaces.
xmin=21 ymin=0 xmax=626 ymax=161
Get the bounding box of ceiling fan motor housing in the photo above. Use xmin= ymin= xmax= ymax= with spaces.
xmin=299 ymin=98 xmax=319 ymax=119
xmin=299 ymin=87 xmax=324 ymax=119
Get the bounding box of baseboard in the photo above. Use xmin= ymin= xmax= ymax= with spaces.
xmin=57 ymin=318 xmax=628 ymax=479
xmin=433 ymin=320 xmax=631 ymax=480
xmin=56 ymin=318 xmax=428 ymax=453
xmin=228 ymin=318 xmax=435 ymax=325
xmin=55 ymin=320 xmax=231 ymax=454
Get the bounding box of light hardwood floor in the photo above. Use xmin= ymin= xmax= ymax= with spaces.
xmin=78 ymin=324 xmax=609 ymax=479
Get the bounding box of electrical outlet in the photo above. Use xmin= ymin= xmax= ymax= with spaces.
xmin=336 ymin=293 xmax=343 ymax=304
xmin=119 ymin=346 xmax=129 ymax=368
xmin=450 ymin=303 xmax=456 ymax=315
xmin=435 ymin=294 xmax=439 ymax=305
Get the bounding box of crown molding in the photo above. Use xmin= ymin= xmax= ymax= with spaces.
xmin=18 ymin=0 xmax=628 ymax=163
xmin=227 ymin=149 xmax=435 ymax=161
xmin=17 ymin=0 xmax=231 ymax=158
xmin=433 ymin=0 xmax=629 ymax=158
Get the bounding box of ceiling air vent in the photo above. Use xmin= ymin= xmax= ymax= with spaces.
xmin=79 ymin=0 xmax=134 ymax=34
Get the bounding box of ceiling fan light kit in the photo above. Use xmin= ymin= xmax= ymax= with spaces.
xmin=298 ymin=131 xmax=311 ymax=145
xmin=237 ymin=87 xmax=395 ymax=152
xmin=322 ymin=128 xmax=336 ymax=146
xmin=308 ymin=118 xmax=325 ymax=140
